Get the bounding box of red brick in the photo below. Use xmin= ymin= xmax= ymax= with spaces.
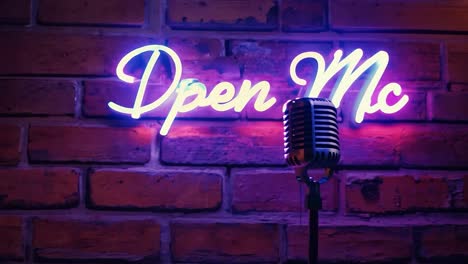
xmin=0 ymin=125 xmax=21 ymax=165
xmin=0 ymin=79 xmax=75 ymax=116
xmin=166 ymin=38 xmax=239 ymax=82
xmin=342 ymin=42 xmax=440 ymax=81
xmin=465 ymin=176 xmax=468 ymax=206
xmin=160 ymin=122 xmax=283 ymax=165
xmin=281 ymin=0 xmax=325 ymax=32
xmin=28 ymin=126 xmax=153 ymax=164
xmin=340 ymin=124 xmax=401 ymax=167
xmin=0 ymin=32 xmax=154 ymax=76
xmin=0 ymin=0 xmax=30 ymax=25
xmin=449 ymin=175 xmax=468 ymax=209
xmin=432 ymin=92 xmax=468 ymax=121
xmin=401 ymin=125 xmax=468 ymax=168
xmin=33 ymin=218 xmax=160 ymax=261
xmin=38 ymin=0 xmax=144 ymax=26
xmin=232 ymin=169 xmax=337 ymax=212
xmin=0 ymin=168 xmax=79 ymax=209
xmin=177 ymin=58 xmax=241 ymax=81
xmin=346 ymin=172 xmax=450 ymax=214
xmin=229 ymin=40 xmax=332 ymax=80
xmin=331 ymin=0 xmax=468 ymax=32
xmin=0 ymin=216 xmax=23 ymax=260
xmin=167 ymin=38 xmax=223 ymax=60
xmin=448 ymin=42 xmax=468 ymax=83
xmin=287 ymin=225 xmax=412 ymax=262
xmin=171 ymin=222 xmax=279 ymax=263
xmin=451 ymin=83 xmax=468 ymax=92
xmin=162 ymin=39 xmax=240 ymax=87
xmin=167 ymin=0 xmax=278 ymax=30
xmin=418 ymin=225 xmax=468 ymax=261
xmin=88 ymin=169 xmax=222 ymax=211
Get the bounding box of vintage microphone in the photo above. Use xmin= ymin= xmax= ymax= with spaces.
xmin=283 ymin=98 xmax=340 ymax=264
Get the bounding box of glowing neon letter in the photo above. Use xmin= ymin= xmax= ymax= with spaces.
xmin=110 ymin=45 xmax=276 ymax=136
xmin=290 ymin=49 xmax=409 ymax=123
xmin=109 ymin=45 xmax=182 ymax=119
xmin=233 ymin=80 xmax=276 ymax=112
xmin=162 ymin=79 xmax=276 ymax=135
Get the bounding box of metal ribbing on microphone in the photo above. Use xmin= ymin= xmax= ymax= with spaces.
xmin=283 ymin=97 xmax=340 ymax=169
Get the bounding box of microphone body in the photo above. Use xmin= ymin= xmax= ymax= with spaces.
xmin=283 ymin=97 xmax=340 ymax=264
xmin=283 ymin=97 xmax=340 ymax=170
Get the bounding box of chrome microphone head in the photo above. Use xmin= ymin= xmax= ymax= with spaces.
xmin=283 ymin=98 xmax=340 ymax=168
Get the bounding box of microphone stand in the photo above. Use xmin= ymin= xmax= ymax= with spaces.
xmin=307 ymin=180 xmax=321 ymax=264
xmin=297 ymin=168 xmax=324 ymax=264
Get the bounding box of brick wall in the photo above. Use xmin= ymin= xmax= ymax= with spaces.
xmin=1 ymin=0 xmax=468 ymax=263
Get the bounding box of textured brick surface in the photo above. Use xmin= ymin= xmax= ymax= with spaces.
xmin=0 ymin=168 xmax=79 ymax=209
xmin=160 ymin=122 xmax=284 ymax=165
xmin=418 ymin=225 xmax=468 ymax=261
xmin=281 ymin=0 xmax=325 ymax=32
xmin=287 ymin=225 xmax=412 ymax=262
xmin=0 ymin=79 xmax=75 ymax=116
xmin=465 ymin=176 xmax=468 ymax=207
xmin=448 ymin=42 xmax=468 ymax=84
xmin=0 ymin=216 xmax=23 ymax=260
xmin=1 ymin=1 xmax=468 ymax=264
xmin=0 ymin=0 xmax=30 ymax=24
xmin=0 ymin=32 xmax=154 ymax=76
xmin=339 ymin=125 xmax=400 ymax=167
xmin=88 ymin=169 xmax=222 ymax=211
xmin=451 ymin=83 xmax=468 ymax=92
xmin=165 ymin=38 xmax=242 ymax=89
xmin=229 ymin=40 xmax=332 ymax=80
xmin=0 ymin=125 xmax=21 ymax=166
xmin=38 ymin=0 xmax=145 ymax=26
xmin=167 ymin=0 xmax=278 ymax=30
xmin=342 ymin=42 xmax=440 ymax=81
xmin=167 ymin=38 xmax=224 ymax=60
xmin=331 ymin=0 xmax=468 ymax=32
xmin=171 ymin=222 xmax=279 ymax=263
xmin=432 ymin=92 xmax=468 ymax=121
xmin=232 ymin=169 xmax=338 ymax=212
xmin=449 ymin=174 xmax=468 ymax=210
xmin=33 ymin=218 xmax=160 ymax=261
xmin=28 ymin=126 xmax=153 ymax=164
xmin=346 ymin=172 xmax=449 ymax=214
xmin=400 ymin=125 xmax=468 ymax=168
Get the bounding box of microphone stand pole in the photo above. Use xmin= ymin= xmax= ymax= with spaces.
xmin=297 ymin=168 xmax=322 ymax=264
xmin=307 ymin=180 xmax=321 ymax=264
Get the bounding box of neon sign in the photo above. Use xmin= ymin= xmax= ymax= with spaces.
xmin=290 ymin=49 xmax=408 ymax=123
xmin=109 ymin=45 xmax=409 ymax=135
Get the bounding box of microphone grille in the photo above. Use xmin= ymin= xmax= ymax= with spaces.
xmin=283 ymin=98 xmax=340 ymax=167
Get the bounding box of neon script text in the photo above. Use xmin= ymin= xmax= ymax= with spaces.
xmin=110 ymin=45 xmax=409 ymax=135
xmin=108 ymin=45 xmax=276 ymax=135
xmin=290 ymin=49 xmax=409 ymax=123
